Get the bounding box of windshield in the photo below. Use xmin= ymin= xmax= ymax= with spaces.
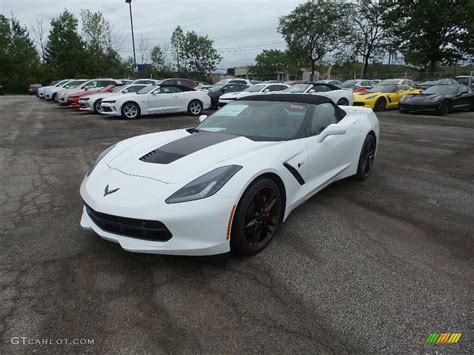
xmin=341 ymin=80 xmax=356 ymax=88
xmin=196 ymin=100 xmax=309 ymax=141
xmin=113 ymin=85 xmax=125 ymax=93
xmin=246 ymin=84 xmax=266 ymax=93
xmin=368 ymin=84 xmax=397 ymax=93
xmin=209 ymin=84 xmax=226 ymax=92
xmin=423 ymin=85 xmax=460 ymax=94
xmin=380 ymin=79 xmax=399 ymax=85
xmin=282 ymin=84 xmax=312 ymax=93
xmin=66 ymin=80 xmax=86 ymax=88
xmin=137 ymin=85 xmax=156 ymax=94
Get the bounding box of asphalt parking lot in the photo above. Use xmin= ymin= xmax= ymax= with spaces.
xmin=0 ymin=96 xmax=472 ymax=353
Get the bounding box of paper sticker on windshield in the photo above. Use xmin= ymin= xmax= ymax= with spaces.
xmin=290 ymin=104 xmax=305 ymax=110
xmin=218 ymin=104 xmax=247 ymax=116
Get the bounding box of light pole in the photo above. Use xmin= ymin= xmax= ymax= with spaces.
xmin=125 ymin=0 xmax=137 ymax=71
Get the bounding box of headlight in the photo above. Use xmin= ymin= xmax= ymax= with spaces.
xmin=165 ymin=165 xmax=242 ymax=204
xmin=366 ymin=95 xmax=377 ymax=99
xmin=81 ymin=97 xmax=90 ymax=101
xmin=103 ymin=100 xmax=116 ymax=104
xmin=87 ymin=144 xmax=116 ymax=177
xmin=429 ymin=95 xmax=441 ymax=101
xmin=400 ymin=95 xmax=411 ymax=102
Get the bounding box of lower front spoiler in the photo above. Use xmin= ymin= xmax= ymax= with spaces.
xmin=399 ymin=103 xmax=438 ymax=112
xmin=80 ymin=207 xmax=231 ymax=256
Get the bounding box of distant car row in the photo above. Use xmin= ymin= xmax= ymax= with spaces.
xmin=35 ymin=76 xmax=474 ymax=117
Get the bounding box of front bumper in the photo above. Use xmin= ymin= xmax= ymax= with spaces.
xmin=79 ymin=101 xmax=93 ymax=111
xmin=353 ymin=98 xmax=377 ymax=109
xmin=80 ymin=169 xmax=236 ymax=256
xmin=100 ymin=103 xmax=121 ymax=116
xmin=399 ymin=103 xmax=438 ymax=112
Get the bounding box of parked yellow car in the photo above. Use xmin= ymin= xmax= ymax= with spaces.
xmin=353 ymin=84 xmax=421 ymax=111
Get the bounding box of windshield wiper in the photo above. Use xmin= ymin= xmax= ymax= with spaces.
xmin=187 ymin=128 xmax=200 ymax=134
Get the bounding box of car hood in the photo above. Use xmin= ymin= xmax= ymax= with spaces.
xmin=82 ymin=92 xmax=114 ymax=100
xmin=106 ymin=129 xmax=279 ymax=184
xmin=220 ymin=91 xmax=252 ymax=100
xmin=403 ymin=93 xmax=450 ymax=103
xmin=103 ymin=93 xmax=137 ymax=102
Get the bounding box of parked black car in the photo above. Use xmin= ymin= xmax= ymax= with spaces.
xmin=207 ymin=83 xmax=249 ymax=108
xmin=0 ymin=85 xmax=4 ymax=95
xmin=399 ymin=84 xmax=474 ymax=115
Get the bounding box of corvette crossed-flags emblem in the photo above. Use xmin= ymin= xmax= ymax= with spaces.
xmin=103 ymin=185 xmax=120 ymax=197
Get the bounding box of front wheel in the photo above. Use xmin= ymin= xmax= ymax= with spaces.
xmin=438 ymin=100 xmax=450 ymax=116
xmin=373 ymin=97 xmax=386 ymax=112
xmin=188 ymin=100 xmax=203 ymax=116
xmin=337 ymin=98 xmax=349 ymax=106
xmin=121 ymin=102 xmax=140 ymax=119
xmin=354 ymin=134 xmax=376 ymax=181
xmin=93 ymin=99 xmax=103 ymax=114
xmin=231 ymin=178 xmax=283 ymax=256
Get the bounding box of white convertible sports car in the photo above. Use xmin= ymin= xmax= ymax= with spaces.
xmin=281 ymin=83 xmax=354 ymax=106
xmin=218 ymin=83 xmax=289 ymax=107
xmin=100 ymin=84 xmax=211 ymax=119
xmin=80 ymin=94 xmax=379 ymax=256
xmin=79 ymin=83 xmax=149 ymax=114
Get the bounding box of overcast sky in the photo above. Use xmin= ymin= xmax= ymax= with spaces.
xmin=1 ymin=0 xmax=307 ymax=70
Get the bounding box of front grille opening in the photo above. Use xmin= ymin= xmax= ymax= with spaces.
xmin=85 ymin=204 xmax=172 ymax=241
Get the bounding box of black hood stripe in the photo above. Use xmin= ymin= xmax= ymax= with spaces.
xmin=140 ymin=132 xmax=238 ymax=164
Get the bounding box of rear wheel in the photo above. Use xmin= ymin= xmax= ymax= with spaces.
xmin=93 ymin=99 xmax=103 ymax=114
xmin=438 ymin=100 xmax=450 ymax=116
xmin=354 ymin=134 xmax=376 ymax=181
xmin=121 ymin=102 xmax=140 ymax=119
xmin=373 ymin=97 xmax=386 ymax=112
xmin=52 ymin=93 xmax=57 ymax=102
xmin=337 ymin=98 xmax=349 ymax=106
xmin=231 ymin=178 xmax=283 ymax=256
xmin=188 ymin=100 xmax=203 ymax=116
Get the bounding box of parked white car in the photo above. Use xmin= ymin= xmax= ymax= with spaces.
xmin=38 ymin=80 xmax=70 ymax=99
xmin=79 ymin=84 xmax=150 ymax=114
xmin=280 ymin=83 xmax=353 ymax=106
xmin=380 ymin=78 xmax=417 ymax=87
xmin=202 ymin=78 xmax=254 ymax=92
xmin=45 ymin=80 xmax=84 ymax=101
xmin=219 ymin=83 xmax=289 ymax=107
xmin=57 ymin=79 xmax=123 ymax=106
xmin=100 ymin=84 xmax=211 ymax=119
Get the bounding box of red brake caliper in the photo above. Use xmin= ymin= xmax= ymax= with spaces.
xmin=262 ymin=195 xmax=270 ymax=219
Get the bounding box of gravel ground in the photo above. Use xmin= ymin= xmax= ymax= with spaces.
xmin=0 ymin=96 xmax=472 ymax=353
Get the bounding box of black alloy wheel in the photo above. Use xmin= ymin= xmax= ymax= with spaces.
xmin=438 ymin=100 xmax=449 ymax=116
xmin=355 ymin=134 xmax=376 ymax=181
xmin=373 ymin=97 xmax=387 ymax=112
xmin=231 ymin=178 xmax=282 ymax=255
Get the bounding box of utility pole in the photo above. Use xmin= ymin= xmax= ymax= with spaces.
xmin=125 ymin=0 xmax=137 ymax=71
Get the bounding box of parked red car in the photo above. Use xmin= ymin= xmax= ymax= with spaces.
xmin=67 ymin=85 xmax=117 ymax=108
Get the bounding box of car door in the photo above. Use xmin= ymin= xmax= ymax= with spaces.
xmin=386 ymin=85 xmax=407 ymax=108
xmin=147 ymin=86 xmax=179 ymax=114
xmin=451 ymin=85 xmax=473 ymax=110
xmin=303 ymin=103 xmax=354 ymax=197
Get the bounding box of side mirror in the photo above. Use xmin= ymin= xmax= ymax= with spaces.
xmin=123 ymin=90 xmax=128 ymax=93
xmin=317 ymin=124 xmax=346 ymax=143
xmin=263 ymin=88 xmax=270 ymax=93
xmin=198 ymin=115 xmax=208 ymax=123
xmin=308 ymin=89 xmax=316 ymax=94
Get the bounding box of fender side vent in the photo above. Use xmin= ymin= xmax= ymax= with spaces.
xmin=283 ymin=162 xmax=305 ymax=185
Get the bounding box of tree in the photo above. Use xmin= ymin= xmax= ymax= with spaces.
xmin=0 ymin=15 xmax=40 ymax=92
xmin=180 ymin=30 xmax=222 ymax=74
xmin=252 ymin=49 xmax=289 ymax=78
xmin=345 ymin=0 xmax=388 ymax=78
xmin=30 ymin=19 xmax=47 ymax=61
xmin=278 ymin=0 xmax=349 ymax=81
xmin=171 ymin=26 xmax=185 ymax=73
xmin=382 ymin=0 xmax=474 ymax=70
xmin=44 ymin=10 xmax=86 ymax=78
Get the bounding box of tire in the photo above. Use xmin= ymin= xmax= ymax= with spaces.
xmin=93 ymin=99 xmax=103 ymax=114
xmin=337 ymin=98 xmax=349 ymax=106
xmin=437 ymin=100 xmax=449 ymax=116
xmin=354 ymin=134 xmax=376 ymax=181
xmin=188 ymin=100 xmax=203 ymax=116
xmin=373 ymin=97 xmax=386 ymax=112
xmin=231 ymin=178 xmax=283 ymax=256
xmin=52 ymin=93 xmax=57 ymax=102
xmin=121 ymin=102 xmax=140 ymax=119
